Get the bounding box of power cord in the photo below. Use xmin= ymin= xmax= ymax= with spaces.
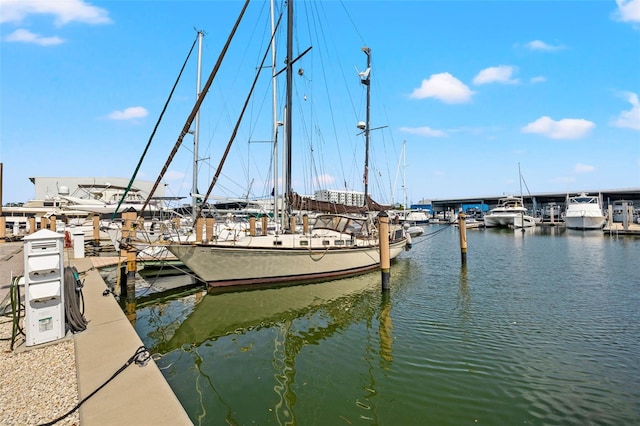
xmin=39 ymin=345 xmax=151 ymax=426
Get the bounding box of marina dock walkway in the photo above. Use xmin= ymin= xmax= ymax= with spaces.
xmin=0 ymin=241 xmax=193 ymax=426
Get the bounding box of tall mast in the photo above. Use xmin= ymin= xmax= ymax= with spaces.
xmin=361 ymin=46 xmax=371 ymax=209
xmin=270 ymin=0 xmax=279 ymax=229
xmin=284 ymin=0 xmax=294 ymax=231
xmin=192 ymin=30 xmax=204 ymax=221
xmin=402 ymin=140 xmax=407 ymax=220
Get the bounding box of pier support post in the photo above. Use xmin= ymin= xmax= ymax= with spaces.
xmin=0 ymin=217 xmax=5 ymax=240
xmin=261 ymin=215 xmax=268 ymax=236
xmin=249 ymin=216 xmax=256 ymax=236
xmin=196 ymin=216 xmax=205 ymax=242
xmin=206 ymin=216 xmax=215 ymax=241
xmin=92 ymin=215 xmax=100 ymax=245
xmin=303 ymin=214 xmax=309 ymax=234
xmin=378 ymin=211 xmax=391 ymax=292
xmin=623 ymin=202 xmax=630 ymax=231
xmin=290 ymin=215 xmax=297 ymax=234
xmin=120 ymin=210 xmax=137 ymax=321
xmin=458 ymin=212 xmax=467 ymax=265
xmin=28 ymin=217 xmax=36 ymax=234
xmin=50 ymin=215 xmax=57 ymax=232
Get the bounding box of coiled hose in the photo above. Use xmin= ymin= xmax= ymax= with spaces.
xmin=64 ymin=266 xmax=88 ymax=333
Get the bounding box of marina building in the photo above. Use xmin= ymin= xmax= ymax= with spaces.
xmin=314 ymin=189 xmax=365 ymax=207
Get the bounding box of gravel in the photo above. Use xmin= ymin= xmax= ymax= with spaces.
xmin=0 ymin=318 xmax=80 ymax=426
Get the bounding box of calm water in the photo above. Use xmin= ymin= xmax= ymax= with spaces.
xmin=133 ymin=225 xmax=640 ymax=425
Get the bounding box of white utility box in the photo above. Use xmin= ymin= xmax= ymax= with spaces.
xmin=71 ymin=228 xmax=85 ymax=259
xmin=23 ymin=229 xmax=66 ymax=346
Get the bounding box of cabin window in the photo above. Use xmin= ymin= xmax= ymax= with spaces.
xmin=322 ymin=240 xmax=330 ymax=246
xmin=334 ymin=240 xmax=344 ymax=246
xmin=299 ymin=240 xmax=308 ymax=246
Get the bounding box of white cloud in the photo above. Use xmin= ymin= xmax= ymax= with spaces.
xmin=530 ymin=76 xmax=547 ymax=84
xmin=0 ymin=0 xmax=111 ymax=26
xmin=574 ymin=163 xmax=596 ymax=173
xmin=612 ymin=0 xmax=640 ymax=23
xmin=521 ymin=116 xmax=595 ymax=139
xmin=524 ymin=40 xmax=565 ymax=51
xmin=409 ymin=73 xmax=474 ymax=104
xmin=107 ymin=106 xmax=148 ymax=121
xmin=473 ymin=65 xmax=519 ymax=85
xmin=611 ymin=92 xmax=640 ymax=130
xmin=399 ymin=126 xmax=448 ymax=138
xmin=5 ymin=29 xmax=63 ymax=46
xmin=314 ymin=174 xmax=335 ymax=187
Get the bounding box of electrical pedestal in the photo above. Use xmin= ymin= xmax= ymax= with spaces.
xmin=23 ymin=230 xmax=65 ymax=346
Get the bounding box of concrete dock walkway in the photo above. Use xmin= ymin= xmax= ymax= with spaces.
xmin=0 ymin=241 xmax=193 ymax=425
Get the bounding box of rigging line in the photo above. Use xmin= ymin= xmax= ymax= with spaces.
xmin=142 ymin=0 xmax=251 ymax=212
xmin=197 ymin=13 xmax=284 ymax=219
xmin=110 ymin=32 xmax=199 ymax=222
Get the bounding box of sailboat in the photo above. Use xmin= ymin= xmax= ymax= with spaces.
xmin=163 ymin=1 xmax=408 ymax=290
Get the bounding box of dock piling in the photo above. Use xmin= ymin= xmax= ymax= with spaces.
xmin=378 ymin=211 xmax=390 ymax=292
xmin=458 ymin=212 xmax=467 ymax=265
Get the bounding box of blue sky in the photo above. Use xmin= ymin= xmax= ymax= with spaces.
xmin=1 ymin=0 xmax=639 ymax=206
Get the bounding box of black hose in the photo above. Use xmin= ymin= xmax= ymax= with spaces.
xmin=64 ymin=266 xmax=88 ymax=333
xmin=10 ymin=276 xmax=24 ymax=351
xmin=38 ymin=345 xmax=151 ymax=426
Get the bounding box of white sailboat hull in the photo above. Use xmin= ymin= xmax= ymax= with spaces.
xmin=167 ymin=237 xmax=406 ymax=288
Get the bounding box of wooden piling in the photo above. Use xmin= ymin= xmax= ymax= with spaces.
xmin=261 ymin=215 xmax=268 ymax=236
xmin=303 ymin=214 xmax=309 ymax=234
xmin=378 ymin=211 xmax=390 ymax=292
xmin=196 ymin=217 xmax=204 ymax=242
xmin=206 ymin=216 xmax=215 ymax=241
xmin=121 ymin=211 xmax=137 ymax=320
xmin=290 ymin=215 xmax=297 ymax=234
xmin=93 ymin=215 xmax=100 ymax=243
xmin=458 ymin=212 xmax=467 ymax=265
xmin=28 ymin=217 xmax=36 ymax=234
xmin=50 ymin=215 xmax=57 ymax=231
xmin=250 ymin=216 xmax=256 ymax=236
xmin=0 ymin=217 xmax=5 ymax=240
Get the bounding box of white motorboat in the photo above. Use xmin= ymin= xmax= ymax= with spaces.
xmin=611 ymin=200 xmax=634 ymax=223
xmin=483 ymin=196 xmax=536 ymax=228
xmin=563 ymin=192 xmax=606 ymax=230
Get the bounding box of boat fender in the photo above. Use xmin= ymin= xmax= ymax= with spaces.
xmin=405 ymin=233 xmax=412 ymax=251
xmin=64 ymin=230 xmax=73 ymax=248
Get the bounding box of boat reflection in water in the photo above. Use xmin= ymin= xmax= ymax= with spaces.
xmin=135 ymin=262 xmax=410 ymax=425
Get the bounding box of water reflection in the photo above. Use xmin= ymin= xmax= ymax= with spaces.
xmin=136 ymin=268 xmax=410 ymax=425
xmin=457 ymin=264 xmax=471 ymax=321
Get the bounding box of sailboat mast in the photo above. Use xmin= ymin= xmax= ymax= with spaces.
xmin=361 ymin=46 xmax=371 ymax=209
xmin=284 ymin=0 xmax=294 ymax=231
xmin=402 ymin=140 xmax=407 ymax=220
xmin=192 ymin=30 xmax=204 ymax=221
xmin=270 ymin=0 xmax=280 ymax=229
